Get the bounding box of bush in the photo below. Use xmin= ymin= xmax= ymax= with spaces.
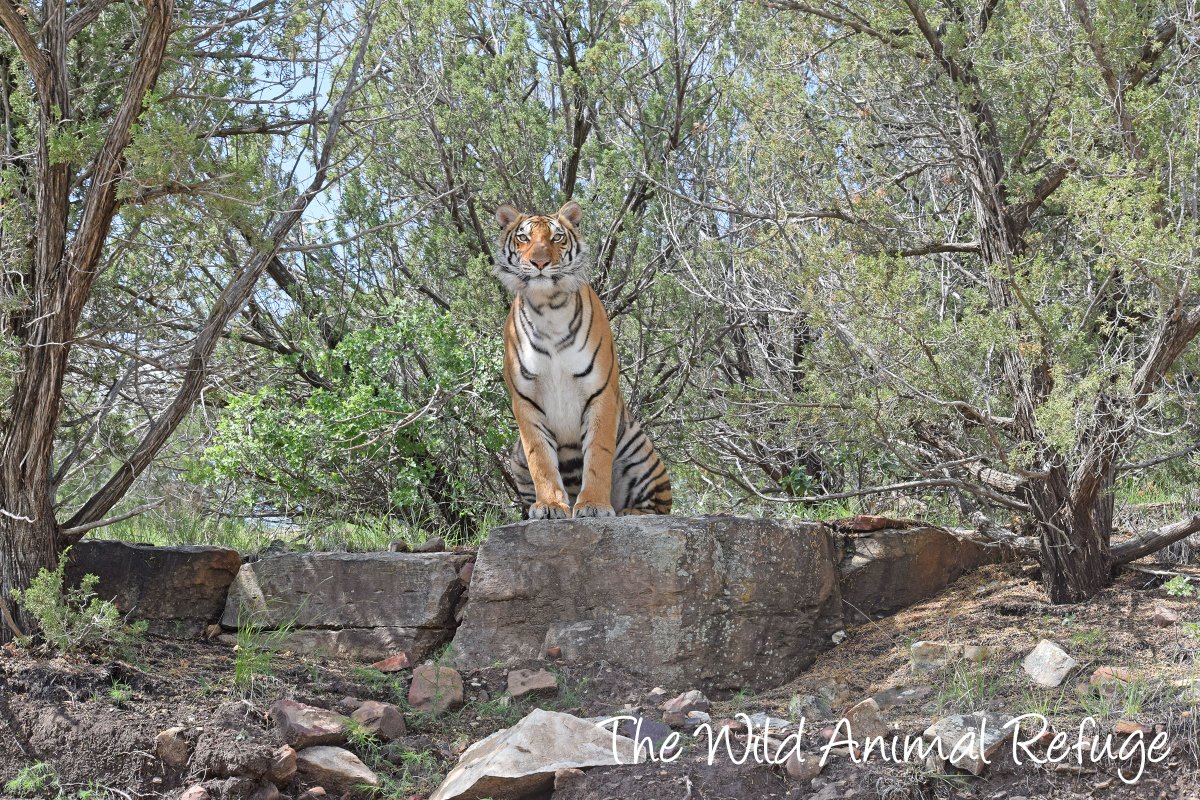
xmin=12 ymin=548 xmax=147 ymax=654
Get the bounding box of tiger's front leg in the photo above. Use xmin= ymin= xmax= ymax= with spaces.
xmin=514 ymin=411 xmax=571 ymax=520
xmin=572 ymin=377 xmax=618 ymax=518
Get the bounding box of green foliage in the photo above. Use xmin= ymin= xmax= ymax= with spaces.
xmin=11 ymin=551 xmax=146 ymax=655
xmin=3 ymin=762 xmax=60 ymax=799
xmin=1165 ymin=576 xmax=1196 ymax=598
xmin=197 ymin=304 xmax=509 ymax=535
xmin=232 ymin=609 xmax=296 ymax=698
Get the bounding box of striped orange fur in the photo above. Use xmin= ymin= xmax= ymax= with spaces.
xmin=494 ymin=201 xmax=672 ymax=519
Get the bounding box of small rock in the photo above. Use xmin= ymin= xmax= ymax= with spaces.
xmin=1114 ymin=721 xmax=1152 ymax=736
xmin=963 ymin=645 xmax=992 ymax=662
xmin=717 ymin=718 xmax=746 ymax=733
xmin=352 ymin=701 xmax=407 ymax=741
xmin=414 ymin=537 xmax=446 ymax=553
xmin=180 ymin=787 xmax=209 ymax=800
xmin=785 ymin=751 xmax=824 ymax=782
xmin=617 ymin=715 xmax=674 ymax=747
xmin=458 ymin=562 xmax=474 ymax=585
xmin=1152 ymin=606 xmax=1179 ymax=627
xmin=408 ymin=664 xmax=464 ymax=713
xmin=249 ymin=782 xmax=281 ymax=800
xmin=336 ymin=696 xmax=364 ymax=713
xmin=871 ymin=685 xmax=933 ymax=712
xmin=815 ymin=680 xmax=851 ymax=708
xmin=923 ymin=712 xmax=1014 ymax=776
xmin=388 ymin=540 xmax=410 ymax=552
xmin=831 ymin=630 xmax=847 ymax=644
xmin=647 ymin=687 xmax=668 ymax=700
xmin=217 ymin=633 xmax=239 ymax=646
xmin=1090 ymin=666 xmax=1134 ymax=697
xmin=789 ymin=694 xmax=832 ymax=721
xmin=546 ymin=645 xmax=562 ymax=659
xmin=204 ymin=624 xmax=223 ymax=640
xmin=371 ymin=652 xmax=411 ymax=672
xmin=297 ymin=788 xmax=326 ymax=800
xmin=266 ymin=745 xmax=296 ymax=786
xmin=661 ymin=690 xmax=709 ymax=726
xmin=911 ymin=641 xmax=963 ymax=670
xmin=155 ymin=726 xmax=190 ymax=768
xmin=269 ymin=700 xmax=349 ymax=749
xmin=295 ymin=746 xmax=379 ymax=791
xmin=844 ymin=698 xmax=889 ymax=742
xmin=507 ymin=668 xmax=558 ymax=699
xmin=747 ymin=712 xmax=791 ymax=732
xmin=684 ymin=710 xmax=711 ymax=730
xmin=554 ymin=767 xmax=585 ymax=790
xmin=1023 ymin=639 xmax=1078 ymax=688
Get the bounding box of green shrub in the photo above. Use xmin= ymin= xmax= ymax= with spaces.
xmin=11 ymin=549 xmax=147 ymax=654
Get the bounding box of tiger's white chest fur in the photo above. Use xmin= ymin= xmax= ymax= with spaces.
xmin=511 ymin=286 xmax=603 ymax=445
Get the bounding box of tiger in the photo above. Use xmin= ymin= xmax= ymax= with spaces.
xmin=494 ymin=200 xmax=672 ymax=519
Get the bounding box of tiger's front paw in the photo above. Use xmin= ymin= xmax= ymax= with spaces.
xmin=529 ymin=500 xmax=571 ymax=520
xmin=572 ymin=502 xmax=616 ymax=518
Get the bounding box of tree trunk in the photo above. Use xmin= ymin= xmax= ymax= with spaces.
xmin=0 ymin=504 xmax=60 ymax=643
xmin=1031 ymin=469 xmax=1113 ymax=604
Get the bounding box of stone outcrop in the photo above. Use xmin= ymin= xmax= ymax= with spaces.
xmin=221 ymin=551 xmax=471 ymax=662
xmin=837 ymin=526 xmax=1003 ymax=621
xmin=66 ymin=540 xmax=241 ymax=636
xmin=451 ymin=516 xmax=844 ymax=693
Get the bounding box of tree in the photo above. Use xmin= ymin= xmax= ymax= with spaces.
xmin=0 ymin=0 xmax=377 ymax=640
xmin=668 ymin=0 xmax=1200 ymax=601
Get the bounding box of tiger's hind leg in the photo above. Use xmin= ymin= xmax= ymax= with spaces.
xmin=609 ymin=410 xmax=672 ymax=515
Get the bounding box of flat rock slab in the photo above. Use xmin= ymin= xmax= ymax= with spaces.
xmin=430 ymin=709 xmax=641 ymax=800
xmin=221 ymin=552 xmax=470 ymax=662
xmin=451 ymin=516 xmax=843 ymax=693
xmin=66 ymin=540 xmax=241 ymax=636
xmin=838 ymin=526 xmax=1004 ymax=622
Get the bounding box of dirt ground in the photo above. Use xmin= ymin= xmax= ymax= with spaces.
xmin=1 ymin=562 xmax=1197 ymax=800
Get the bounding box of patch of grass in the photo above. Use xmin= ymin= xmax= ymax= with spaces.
xmin=232 ymin=608 xmax=296 ymax=698
xmin=3 ymin=762 xmax=60 ymax=798
xmin=106 ymin=680 xmax=133 ymax=706
xmin=934 ymin=662 xmax=1004 ymax=714
xmin=1165 ymin=576 xmax=1196 ymax=598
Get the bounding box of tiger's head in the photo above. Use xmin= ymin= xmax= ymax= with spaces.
xmin=494 ymin=201 xmax=587 ymax=296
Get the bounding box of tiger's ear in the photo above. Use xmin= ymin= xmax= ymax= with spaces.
xmin=557 ymin=200 xmax=582 ymax=227
xmin=496 ymin=205 xmax=521 ymax=228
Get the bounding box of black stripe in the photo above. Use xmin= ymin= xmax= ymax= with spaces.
xmin=558 ymin=456 xmax=583 ymax=474
xmin=514 ymin=347 xmax=537 ymax=381
xmin=614 ymin=429 xmax=645 ymax=461
xmin=556 ymin=293 xmax=584 ymax=350
xmin=578 ymin=299 xmax=595 ymax=351
xmin=549 ymin=291 xmax=571 ymax=310
xmin=636 ymin=478 xmax=672 ymax=505
xmin=627 ymin=464 xmax=668 ymax=497
xmin=574 ymin=337 xmax=603 ymax=378
xmin=514 ymin=388 xmax=545 ymax=416
xmin=620 ymin=450 xmax=653 ymax=477
xmin=519 ymin=311 xmax=550 ymax=355
xmin=519 ymin=302 xmax=545 ymax=340
xmin=581 ymin=362 xmax=615 ymax=419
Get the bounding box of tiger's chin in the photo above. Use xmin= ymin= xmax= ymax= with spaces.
xmin=494 ymin=267 xmax=586 ymax=297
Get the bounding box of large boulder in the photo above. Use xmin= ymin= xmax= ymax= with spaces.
xmin=221 ymin=552 xmax=470 ymax=662
xmin=451 ymin=516 xmax=843 ymax=693
xmin=836 ymin=526 xmax=1003 ymax=621
xmin=66 ymin=540 xmax=241 ymax=636
xmin=430 ymin=709 xmax=641 ymax=800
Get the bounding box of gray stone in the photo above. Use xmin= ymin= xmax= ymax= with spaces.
xmin=661 ymin=689 xmax=709 ymax=726
xmin=156 ymin=726 xmax=190 ymax=768
xmin=910 ymin=641 xmax=963 ymax=670
xmin=452 ymin=517 xmax=844 ymax=692
xmin=408 ymin=664 xmax=464 ymax=713
xmin=266 ymin=746 xmax=296 ymax=787
xmin=221 ymin=551 xmax=470 ymax=662
xmin=1023 ymin=639 xmax=1078 ymax=688
xmin=294 ymin=747 xmax=379 ymax=791
xmin=269 ymin=700 xmax=348 ymax=749
xmin=838 ymin=527 xmax=1003 ymax=622
xmin=429 ymin=709 xmax=641 ymax=800
xmin=843 ymin=698 xmax=889 ymax=742
xmin=785 ymin=751 xmax=823 ymax=782
xmin=788 ymin=694 xmax=832 ymax=721
xmin=66 ymin=540 xmax=241 ymax=636
xmin=351 ymin=701 xmax=406 ymax=741
xmin=923 ymin=712 xmax=1014 ymax=775
xmin=506 ymin=668 xmax=558 ymax=699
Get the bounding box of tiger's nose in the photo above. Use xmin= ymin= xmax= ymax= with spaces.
xmin=531 ymin=258 xmax=550 ymax=270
